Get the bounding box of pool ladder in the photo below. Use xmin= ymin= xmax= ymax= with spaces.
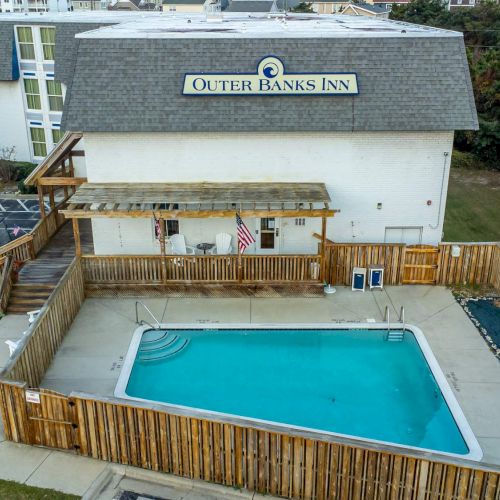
xmin=135 ymin=301 xmax=161 ymax=329
xmin=385 ymin=306 xmax=405 ymax=342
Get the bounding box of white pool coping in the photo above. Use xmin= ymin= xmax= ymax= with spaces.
xmin=114 ymin=322 xmax=483 ymax=462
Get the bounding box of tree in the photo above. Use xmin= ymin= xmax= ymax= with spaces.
xmin=292 ymin=2 xmax=314 ymax=12
xmin=390 ymin=0 xmax=500 ymax=169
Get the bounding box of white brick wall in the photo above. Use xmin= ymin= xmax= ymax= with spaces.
xmin=84 ymin=131 xmax=453 ymax=255
xmin=0 ymin=81 xmax=31 ymax=162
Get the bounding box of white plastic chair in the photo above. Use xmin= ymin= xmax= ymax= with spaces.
xmin=169 ymin=234 xmax=195 ymax=255
xmin=5 ymin=330 xmax=28 ymax=357
xmin=209 ymin=233 xmax=232 ymax=255
xmin=27 ymin=309 xmax=41 ymax=325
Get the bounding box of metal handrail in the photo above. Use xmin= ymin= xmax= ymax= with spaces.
xmin=384 ymin=306 xmax=390 ymax=332
xmin=135 ymin=301 xmax=161 ymax=328
xmin=399 ymin=306 xmax=405 ymax=331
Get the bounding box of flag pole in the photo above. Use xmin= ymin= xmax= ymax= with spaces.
xmin=237 ymin=211 xmax=243 ymax=283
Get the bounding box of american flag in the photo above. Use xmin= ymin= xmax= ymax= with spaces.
xmin=154 ymin=218 xmax=161 ymax=240
xmin=236 ymin=213 xmax=255 ymax=253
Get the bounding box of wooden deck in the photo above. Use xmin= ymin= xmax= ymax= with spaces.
xmin=17 ymin=220 xmax=93 ymax=285
xmin=6 ymin=220 xmax=93 ymax=313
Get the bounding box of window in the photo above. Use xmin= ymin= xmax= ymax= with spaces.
xmin=30 ymin=127 xmax=47 ymax=157
xmin=23 ymin=79 xmax=41 ymax=109
xmin=166 ymin=220 xmax=179 ymax=236
xmin=51 ymin=128 xmax=63 ymax=145
xmin=46 ymin=80 xmax=63 ymax=111
xmin=154 ymin=219 xmax=179 ymax=240
xmin=40 ymin=27 xmax=55 ymax=60
xmin=17 ymin=27 xmax=35 ymax=60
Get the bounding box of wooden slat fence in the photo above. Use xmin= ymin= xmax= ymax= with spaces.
xmin=491 ymin=245 xmax=500 ymax=292
xmin=0 ymin=258 xmax=85 ymax=387
xmin=437 ymin=243 xmax=500 ymax=287
xmin=324 ymin=244 xmax=406 ymax=286
xmin=0 ymin=380 xmax=499 ymax=500
xmin=324 ymin=242 xmax=500 ymax=290
xmin=0 ymin=382 xmax=75 ymax=450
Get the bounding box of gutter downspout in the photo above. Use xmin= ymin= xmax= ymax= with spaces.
xmin=429 ymin=151 xmax=449 ymax=231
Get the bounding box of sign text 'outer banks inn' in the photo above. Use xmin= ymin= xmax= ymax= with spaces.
xmin=183 ymin=56 xmax=359 ymax=95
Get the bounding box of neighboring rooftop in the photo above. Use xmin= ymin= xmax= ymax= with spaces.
xmin=73 ymin=12 xmax=459 ymax=39
xmin=344 ymin=2 xmax=389 ymax=14
xmin=224 ymin=0 xmax=276 ymax=12
xmin=0 ymin=11 xmax=159 ymax=22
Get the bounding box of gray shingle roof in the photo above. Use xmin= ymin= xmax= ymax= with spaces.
xmin=61 ymin=35 xmax=477 ymax=132
xmin=0 ymin=20 xmax=113 ymax=83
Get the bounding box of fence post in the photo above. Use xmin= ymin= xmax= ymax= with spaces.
xmin=28 ymin=238 xmax=35 ymax=260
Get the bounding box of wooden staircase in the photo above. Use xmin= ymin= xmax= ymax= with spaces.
xmin=7 ymin=283 xmax=55 ymax=314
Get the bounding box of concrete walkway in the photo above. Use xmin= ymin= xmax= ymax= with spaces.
xmin=0 ymin=286 xmax=499 ymax=497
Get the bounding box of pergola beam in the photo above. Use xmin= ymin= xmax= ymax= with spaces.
xmin=37 ymin=177 xmax=88 ymax=186
xmin=60 ymin=208 xmax=337 ymax=219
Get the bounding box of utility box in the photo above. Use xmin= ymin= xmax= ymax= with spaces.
xmin=352 ymin=267 xmax=366 ymax=292
xmin=368 ymin=265 xmax=384 ymax=290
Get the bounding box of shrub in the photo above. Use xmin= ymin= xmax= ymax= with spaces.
xmin=451 ymin=150 xmax=488 ymax=170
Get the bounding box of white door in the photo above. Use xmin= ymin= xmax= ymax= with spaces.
xmin=255 ymin=218 xmax=280 ymax=254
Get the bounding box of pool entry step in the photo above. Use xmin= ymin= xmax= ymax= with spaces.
xmin=386 ymin=330 xmax=405 ymax=342
xmin=139 ymin=330 xmax=190 ymax=361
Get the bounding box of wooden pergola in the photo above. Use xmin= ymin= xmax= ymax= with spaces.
xmin=24 ymin=131 xmax=87 ymax=217
xmin=60 ymin=182 xmax=336 ymax=263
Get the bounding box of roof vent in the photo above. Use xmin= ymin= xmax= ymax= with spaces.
xmin=204 ymin=0 xmax=223 ymax=22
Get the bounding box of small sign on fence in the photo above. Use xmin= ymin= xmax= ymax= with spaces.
xmin=25 ymin=390 xmax=40 ymax=404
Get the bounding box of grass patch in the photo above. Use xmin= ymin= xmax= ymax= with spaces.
xmin=0 ymin=479 xmax=79 ymax=499
xmin=443 ymin=168 xmax=500 ymax=242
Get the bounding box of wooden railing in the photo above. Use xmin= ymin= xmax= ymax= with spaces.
xmin=31 ymin=207 xmax=66 ymax=256
xmin=81 ymin=254 xmax=322 ymax=285
xmin=242 ymin=255 xmax=321 ymax=282
xmin=0 ymin=233 xmax=34 ymax=262
xmin=0 ymin=255 xmax=15 ymax=314
xmin=0 ymin=258 xmax=85 ymax=387
xmin=0 ymin=203 xmax=66 ymax=263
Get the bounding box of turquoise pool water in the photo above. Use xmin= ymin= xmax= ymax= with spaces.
xmin=124 ymin=328 xmax=469 ymax=455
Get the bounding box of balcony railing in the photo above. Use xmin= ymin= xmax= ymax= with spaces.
xmin=81 ymin=254 xmax=322 ymax=285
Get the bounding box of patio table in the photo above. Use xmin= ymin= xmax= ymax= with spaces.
xmin=196 ymin=242 xmax=215 ymax=255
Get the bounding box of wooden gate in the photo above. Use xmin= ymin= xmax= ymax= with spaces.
xmin=403 ymin=245 xmax=440 ymax=284
xmin=25 ymin=389 xmax=78 ymax=450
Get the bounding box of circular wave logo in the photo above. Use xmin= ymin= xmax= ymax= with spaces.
xmin=263 ymin=61 xmax=279 ymax=79
xmin=257 ymin=56 xmax=284 ymax=80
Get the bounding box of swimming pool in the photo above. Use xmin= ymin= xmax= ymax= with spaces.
xmin=115 ymin=323 xmax=482 ymax=460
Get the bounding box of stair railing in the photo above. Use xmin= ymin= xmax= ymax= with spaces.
xmin=135 ymin=300 xmax=161 ymax=329
xmin=0 ymin=255 xmax=15 ymax=315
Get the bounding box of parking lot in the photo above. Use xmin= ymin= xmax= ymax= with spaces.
xmin=0 ymin=197 xmax=46 ymax=246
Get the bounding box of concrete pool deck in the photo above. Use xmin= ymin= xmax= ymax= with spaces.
xmin=2 ymin=285 xmax=500 ymax=468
